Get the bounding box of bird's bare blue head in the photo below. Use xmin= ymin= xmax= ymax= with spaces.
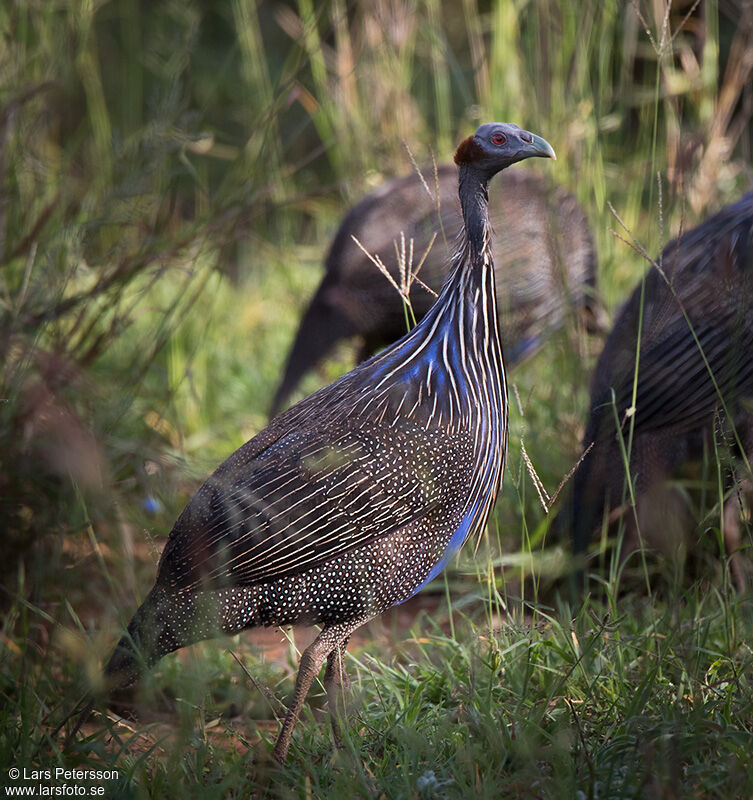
xmin=454 ymin=122 xmax=556 ymax=180
xmin=453 ymin=122 xmax=555 ymax=253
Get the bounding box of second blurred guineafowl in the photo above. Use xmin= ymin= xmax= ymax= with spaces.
xmin=270 ymin=167 xmax=597 ymax=417
xmin=560 ymin=193 xmax=753 ymax=589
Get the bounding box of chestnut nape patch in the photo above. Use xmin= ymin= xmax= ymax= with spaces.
xmin=454 ymin=136 xmax=484 ymax=165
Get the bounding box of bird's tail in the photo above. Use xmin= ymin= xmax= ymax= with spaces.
xmin=104 ymin=584 xmax=194 ymax=690
xmin=66 ymin=585 xmax=191 ymax=741
xmin=67 ymin=586 xmax=237 ymax=741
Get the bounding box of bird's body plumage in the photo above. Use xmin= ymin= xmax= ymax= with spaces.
xmin=562 ymin=192 xmax=753 ymax=579
xmin=146 ymin=225 xmax=506 ymax=650
xmin=100 ymin=123 xmax=555 ymax=761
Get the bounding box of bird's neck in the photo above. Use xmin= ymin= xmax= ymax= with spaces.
xmin=405 ymin=162 xmax=503 ymax=394
xmin=441 ymin=165 xmax=497 ymax=334
xmin=458 ymin=165 xmax=491 ymax=260
xmin=359 ymin=164 xmax=506 ymax=434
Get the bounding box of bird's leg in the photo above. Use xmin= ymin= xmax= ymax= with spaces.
xmin=324 ymin=636 xmax=351 ymax=749
xmin=272 ymin=622 xmax=361 ymax=763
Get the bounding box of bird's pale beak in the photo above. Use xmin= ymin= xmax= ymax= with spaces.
xmin=529 ymin=133 xmax=556 ymax=161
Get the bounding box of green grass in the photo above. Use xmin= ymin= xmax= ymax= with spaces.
xmin=4 ymin=585 xmax=753 ymax=797
xmin=1 ymin=0 xmax=753 ymax=797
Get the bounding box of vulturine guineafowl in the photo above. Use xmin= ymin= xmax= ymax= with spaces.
xmin=96 ymin=124 xmax=556 ymax=762
xmin=270 ymin=166 xmax=597 ymax=417
xmin=558 ymin=193 xmax=753 ymax=590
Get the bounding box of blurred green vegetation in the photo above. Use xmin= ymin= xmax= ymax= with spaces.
xmin=1 ymin=0 xmax=753 ymax=796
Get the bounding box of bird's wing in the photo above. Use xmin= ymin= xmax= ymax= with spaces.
xmin=610 ymin=316 xmax=753 ymax=436
xmin=157 ymin=414 xmax=471 ymax=591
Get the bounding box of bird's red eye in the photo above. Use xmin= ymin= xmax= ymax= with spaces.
xmin=491 ymin=133 xmax=506 ymax=146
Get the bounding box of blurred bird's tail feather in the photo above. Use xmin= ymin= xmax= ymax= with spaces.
xmin=103 ymin=585 xmax=201 ymax=690
xmin=63 ymin=588 xmax=173 ymax=744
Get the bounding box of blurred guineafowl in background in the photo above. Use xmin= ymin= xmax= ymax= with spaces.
xmin=96 ymin=124 xmax=556 ymax=762
xmin=270 ymin=166 xmax=598 ymax=417
xmin=558 ymin=193 xmax=753 ymax=590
